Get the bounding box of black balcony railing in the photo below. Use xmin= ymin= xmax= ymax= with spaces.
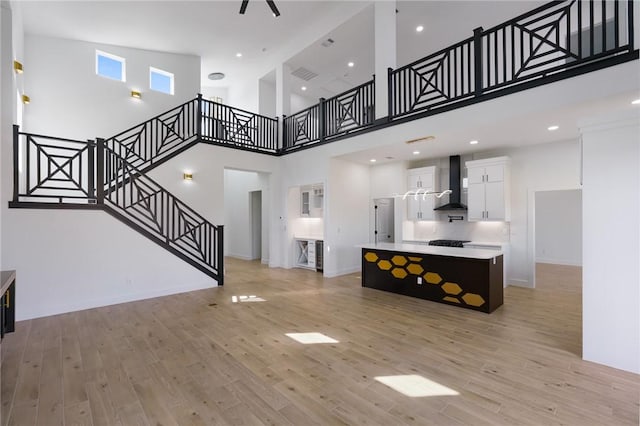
xmin=389 ymin=0 xmax=636 ymax=120
xmin=200 ymin=98 xmax=279 ymax=153
xmin=282 ymin=79 xmax=375 ymax=152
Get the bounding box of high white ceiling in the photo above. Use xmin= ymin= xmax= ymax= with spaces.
xmin=19 ymin=0 xmax=365 ymax=95
xmin=19 ymin=0 xmax=547 ymax=103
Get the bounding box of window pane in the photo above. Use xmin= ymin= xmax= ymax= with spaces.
xmin=96 ymin=52 xmax=124 ymax=81
xmin=150 ymin=68 xmax=174 ymax=95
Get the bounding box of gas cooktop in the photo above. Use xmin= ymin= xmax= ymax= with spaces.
xmin=427 ymin=239 xmax=470 ymax=248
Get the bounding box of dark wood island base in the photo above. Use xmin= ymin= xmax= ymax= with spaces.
xmin=361 ymin=245 xmax=503 ymax=313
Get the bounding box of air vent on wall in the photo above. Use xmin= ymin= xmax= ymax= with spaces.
xmin=291 ymin=67 xmax=318 ymax=81
xmin=321 ymin=38 xmax=335 ymax=47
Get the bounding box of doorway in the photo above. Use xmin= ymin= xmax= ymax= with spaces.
xmin=374 ymin=198 xmax=395 ymax=243
xmin=250 ymin=190 xmax=262 ymax=260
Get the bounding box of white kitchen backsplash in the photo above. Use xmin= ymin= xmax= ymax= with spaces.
xmin=404 ymin=218 xmax=510 ymax=243
xmin=293 ymin=217 xmax=324 ymax=239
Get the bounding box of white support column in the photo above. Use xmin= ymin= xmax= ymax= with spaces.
xmin=374 ymin=1 xmax=396 ymax=120
xmin=580 ymin=111 xmax=640 ymax=374
xmin=275 ymin=62 xmax=291 ymax=118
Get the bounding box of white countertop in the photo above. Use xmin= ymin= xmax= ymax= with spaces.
xmin=359 ymin=242 xmax=502 ymax=260
xmin=294 ymin=236 xmax=323 ymax=241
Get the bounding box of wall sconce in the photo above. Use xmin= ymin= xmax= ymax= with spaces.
xmin=183 ymin=172 xmax=193 ymax=181
xmin=13 ymin=60 xmax=23 ymax=74
xmin=130 ymin=90 xmax=142 ymax=99
xmin=21 ymin=94 xmax=30 ymax=105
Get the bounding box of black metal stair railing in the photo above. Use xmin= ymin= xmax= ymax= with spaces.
xmin=200 ymin=98 xmax=279 ymax=153
xmin=99 ymin=141 xmax=223 ymax=281
xmin=9 ymin=125 xmax=223 ymax=282
xmin=105 ymin=98 xmax=199 ymax=174
xmin=389 ymin=0 xmax=636 ymax=120
xmin=11 ymin=126 xmax=97 ymax=205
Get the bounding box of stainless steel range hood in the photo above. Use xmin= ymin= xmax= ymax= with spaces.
xmin=434 ymin=155 xmax=467 ymax=211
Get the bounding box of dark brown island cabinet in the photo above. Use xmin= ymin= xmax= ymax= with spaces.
xmin=360 ymin=243 xmax=503 ymax=313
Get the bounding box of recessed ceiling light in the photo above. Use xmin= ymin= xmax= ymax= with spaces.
xmin=301 ymin=86 xmax=307 ymax=91
xmin=632 ymin=99 xmax=640 ymax=105
xmin=370 ymin=159 xmax=377 ymax=163
xmin=548 ymin=125 xmax=559 ymax=131
xmin=469 ymin=140 xmax=479 ymax=145
xmin=236 ymin=52 xmax=242 ymax=58
xmin=416 ymin=25 xmax=424 ymax=32
xmin=208 ymin=72 xmax=225 ymax=81
xmin=413 ymin=151 xmax=420 ymax=155
xmin=348 ymin=61 xmax=355 ymax=67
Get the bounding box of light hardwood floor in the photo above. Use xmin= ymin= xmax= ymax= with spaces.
xmin=2 ymin=260 xmax=638 ymax=425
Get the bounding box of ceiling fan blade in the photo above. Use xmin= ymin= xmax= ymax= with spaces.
xmin=239 ymin=0 xmax=249 ymax=14
xmin=266 ymin=0 xmax=280 ymax=17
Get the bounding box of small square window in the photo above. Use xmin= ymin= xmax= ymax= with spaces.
xmin=150 ymin=67 xmax=174 ymax=95
xmin=96 ymin=50 xmax=125 ymax=82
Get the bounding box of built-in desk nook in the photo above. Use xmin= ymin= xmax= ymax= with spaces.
xmin=360 ymin=243 xmax=503 ymax=313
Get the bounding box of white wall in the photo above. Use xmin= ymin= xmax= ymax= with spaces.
xmin=326 ymin=158 xmax=370 ymax=277
xmin=22 ymin=35 xmax=200 ymax=140
xmin=223 ymin=168 xmax=270 ymax=261
xmin=581 ymin=114 xmax=639 ymax=374
xmin=258 ymin=78 xmax=276 ymax=117
xmin=2 ymin=208 xmax=215 ymax=320
xmin=535 ymin=189 xmax=582 ymax=266
xmin=290 ymin=92 xmax=317 ymax=113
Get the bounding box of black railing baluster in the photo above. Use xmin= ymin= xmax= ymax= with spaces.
xmin=628 ymin=0 xmax=634 ymax=51
xmin=88 ymin=140 xmax=95 ymax=199
xmin=602 ymin=0 xmax=607 ymax=52
xmin=474 ymin=27 xmax=484 ymax=97
xmin=13 ymin=125 xmax=19 ymax=202
xmin=96 ymin=138 xmax=105 ymax=204
xmin=217 ymin=225 xmax=224 ymax=286
xmin=578 ymin=0 xmax=583 ymax=58
xmin=590 ymin=0 xmax=594 ymax=56
xmin=319 ymin=98 xmax=326 ymax=142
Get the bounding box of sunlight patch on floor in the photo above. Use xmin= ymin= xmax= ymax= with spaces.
xmin=374 ymin=374 xmax=459 ymax=397
xmin=231 ymin=295 xmax=266 ymax=303
xmin=285 ymin=332 xmax=339 ymax=344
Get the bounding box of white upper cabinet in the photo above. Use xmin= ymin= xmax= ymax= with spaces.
xmin=466 ymin=157 xmax=511 ymax=221
xmin=406 ymin=166 xmax=438 ymax=221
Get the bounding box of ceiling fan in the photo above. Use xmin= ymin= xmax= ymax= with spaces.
xmin=239 ymin=0 xmax=281 ymax=17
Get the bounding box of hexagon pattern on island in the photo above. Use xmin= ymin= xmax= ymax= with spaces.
xmin=364 ymin=252 xmax=486 ymax=307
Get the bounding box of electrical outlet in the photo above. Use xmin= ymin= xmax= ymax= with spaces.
xmin=417 ymin=277 xmax=422 ymax=285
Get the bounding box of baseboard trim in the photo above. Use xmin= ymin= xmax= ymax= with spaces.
xmin=17 ymin=280 xmax=217 ymax=321
xmin=324 ymin=266 xmax=361 ymax=278
xmin=226 ymin=253 xmax=254 ymax=261
xmin=536 ymin=259 xmax=582 ymax=267
xmin=508 ymin=278 xmax=532 ymax=288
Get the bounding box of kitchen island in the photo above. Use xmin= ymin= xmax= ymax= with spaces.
xmin=360 ymin=243 xmax=503 ymax=313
